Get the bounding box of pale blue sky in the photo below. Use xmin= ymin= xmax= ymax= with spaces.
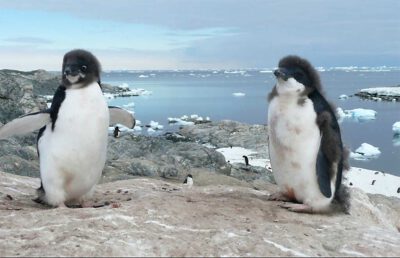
xmin=0 ymin=0 xmax=399 ymax=70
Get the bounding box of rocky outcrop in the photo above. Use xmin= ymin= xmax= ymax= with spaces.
xmin=0 ymin=171 xmax=399 ymax=257
xmin=0 ymin=69 xmax=59 ymax=123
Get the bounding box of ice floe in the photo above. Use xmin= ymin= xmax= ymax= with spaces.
xmin=338 ymin=94 xmax=349 ymax=100
xmin=356 ymin=86 xmax=400 ymax=101
xmin=148 ymin=121 xmax=164 ymax=130
xmin=138 ymin=74 xmax=149 ymax=78
xmin=393 ymin=121 xmax=400 ymax=134
xmin=337 ymin=107 xmax=377 ymax=122
xmin=350 ymin=143 xmax=381 ymax=160
xmin=232 ymin=92 xmax=246 ymax=97
xmin=168 ymin=114 xmax=211 ymax=126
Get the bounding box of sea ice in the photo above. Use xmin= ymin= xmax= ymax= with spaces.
xmin=168 ymin=118 xmax=195 ymax=126
xmin=338 ymin=94 xmax=349 ymax=100
xmin=359 ymin=87 xmax=400 ymax=97
xmin=232 ymin=92 xmax=246 ymax=97
xmin=350 ymin=143 xmax=381 ymax=160
xmin=138 ymin=74 xmax=149 ymax=78
xmin=393 ymin=121 xmax=400 ymax=134
xmin=149 ymin=121 xmax=163 ymax=130
xmin=336 ymin=107 xmax=377 ymax=122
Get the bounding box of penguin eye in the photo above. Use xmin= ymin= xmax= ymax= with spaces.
xmin=81 ymin=65 xmax=87 ymax=72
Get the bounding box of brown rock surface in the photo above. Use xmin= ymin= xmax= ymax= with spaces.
xmin=0 ymin=171 xmax=399 ymax=257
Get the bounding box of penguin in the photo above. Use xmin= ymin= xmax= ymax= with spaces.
xmin=267 ymin=55 xmax=349 ymax=213
xmin=183 ymin=174 xmax=193 ymax=188
xmin=0 ymin=49 xmax=135 ymax=208
xmin=113 ymin=126 xmax=121 ymax=138
xmin=243 ymin=155 xmax=249 ymax=166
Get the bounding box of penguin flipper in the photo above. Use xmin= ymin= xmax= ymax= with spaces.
xmin=108 ymin=106 xmax=136 ymax=129
xmin=309 ymin=90 xmax=343 ymax=198
xmin=0 ymin=111 xmax=50 ymax=140
xmin=316 ymin=145 xmax=332 ymax=198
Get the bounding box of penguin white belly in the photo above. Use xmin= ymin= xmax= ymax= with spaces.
xmin=268 ymin=97 xmax=332 ymax=209
xmin=38 ymin=83 xmax=109 ymax=205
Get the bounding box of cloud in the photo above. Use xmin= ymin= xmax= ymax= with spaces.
xmin=0 ymin=0 xmax=399 ymax=69
xmin=3 ymin=37 xmax=53 ymax=45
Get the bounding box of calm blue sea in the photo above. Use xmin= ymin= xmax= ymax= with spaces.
xmin=103 ymin=69 xmax=400 ymax=176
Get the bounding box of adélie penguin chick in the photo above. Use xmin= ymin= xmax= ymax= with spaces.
xmin=0 ymin=49 xmax=135 ymax=208
xmin=267 ymin=55 xmax=349 ymax=213
xmin=183 ymin=174 xmax=193 ymax=188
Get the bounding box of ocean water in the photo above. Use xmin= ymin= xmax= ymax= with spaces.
xmin=103 ymin=69 xmax=400 ymax=176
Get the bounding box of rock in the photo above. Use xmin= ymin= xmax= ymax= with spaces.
xmin=103 ymin=135 xmax=228 ymax=182
xmin=179 ymin=120 xmax=268 ymax=154
xmin=0 ymin=69 xmax=57 ymax=123
xmin=0 ymin=171 xmax=399 ymax=257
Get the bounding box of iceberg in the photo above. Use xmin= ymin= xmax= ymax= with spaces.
xmin=232 ymin=92 xmax=246 ymax=97
xmin=356 ymin=86 xmax=400 ymax=101
xmin=148 ymin=121 xmax=163 ymax=130
xmin=393 ymin=121 xmax=400 ymax=134
xmin=168 ymin=114 xmax=210 ymax=126
xmin=336 ymin=107 xmax=377 ymax=122
xmin=338 ymin=94 xmax=349 ymax=100
xmin=350 ymin=143 xmax=381 ymax=160
xmin=138 ymin=74 xmax=149 ymax=78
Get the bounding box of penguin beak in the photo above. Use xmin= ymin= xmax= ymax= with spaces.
xmin=274 ymin=68 xmax=290 ymax=81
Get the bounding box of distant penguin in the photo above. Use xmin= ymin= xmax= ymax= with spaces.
xmin=267 ymin=55 xmax=349 ymax=213
xmin=113 ymin=126 xmax=121 ymax=138
xmin=243 ymin=155 xmax=249 ymax=166
xmin=0 ymin=49 xmax=135 ymax=208
xmin=183 ymin=174 xmax=193 ymax=188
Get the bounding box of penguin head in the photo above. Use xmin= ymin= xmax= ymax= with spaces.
xmin=187 ymin=174 xmax=193 ymax=179
xmin=62 ymin=49 xmax=101 ymax=88
xmin=274 ymin=55 xmax=322 ymax=96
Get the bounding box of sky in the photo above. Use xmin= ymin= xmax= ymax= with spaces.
xmin=0 ymin=0 xmax=399 ymax=71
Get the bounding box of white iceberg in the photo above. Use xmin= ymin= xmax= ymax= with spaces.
xmin=147 ymin=127 xmax=156 ymax=133
xmin=338 ymin=94 xmax=349 ymax=100
xmin=259 ymin=70 xmax=273 ymax=73
xmin=350 ymin=143 xmax=381 ymax=160
xmin=138 ymin=74 xmax=149 ymax=78
xmin=168 ymin=118 xmax=195 ymax=126
xmin=168 ymin=114 xmax=211 ymax=126
xmin=393 ymin=121 xmax=400 ymax=134
xmin=148 ymin=120 xmax=163 ymax=130
xmin=336 ymin=107 xmax=377 ymax=122
xmin=233 ymin=92 xmax=246 ymax=97
xmin=359 ymin=87 xmax=400 ymax=97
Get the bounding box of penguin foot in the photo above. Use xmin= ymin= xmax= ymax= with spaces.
xmin=278 ymin=203 xmax=313 ymax=213
xmin=267 ymin=192 xmax=293 ymax=202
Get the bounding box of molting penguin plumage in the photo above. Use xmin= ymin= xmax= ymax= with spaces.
xmin=267 ymin=55 xmax=349 ymax=213
xmin=183 ymin=174 xmax=193 ymax=188
xmin=0 ymin=49 xmax=135 ymax=207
